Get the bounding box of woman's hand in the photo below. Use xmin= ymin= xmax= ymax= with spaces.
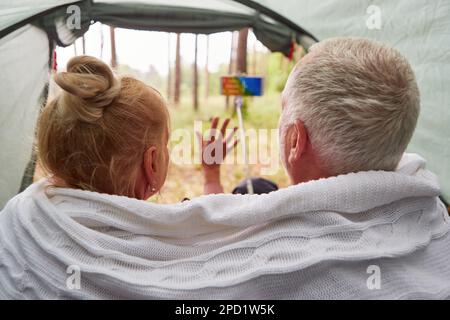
xmin=196 ymin=117 xmax=238 ymax=194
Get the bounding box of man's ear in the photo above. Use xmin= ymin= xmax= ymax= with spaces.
xmin=288 ymin=120 xmax=308 ymax=165
xmin=143 ymin=146 xmax=158 ymax=186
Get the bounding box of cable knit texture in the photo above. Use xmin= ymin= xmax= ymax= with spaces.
xmin=0 ymin=153 xmax=449 ymax=299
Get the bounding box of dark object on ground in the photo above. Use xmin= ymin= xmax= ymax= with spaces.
xmin=232 ymin=177 xmax=279 ymax=195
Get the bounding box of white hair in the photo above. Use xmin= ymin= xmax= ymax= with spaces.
xmin=281 ymin=37 xmax=420 ymax=175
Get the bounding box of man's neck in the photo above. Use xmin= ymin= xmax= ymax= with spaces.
xmin=290 ymin=164 xmax=331 ymax=185
xmin=292 ymin=174 xmax=330 ymax=185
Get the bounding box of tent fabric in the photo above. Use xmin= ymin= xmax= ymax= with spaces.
xmin=0 ymin=0 xmax=81 ymax=37
xmin=36 ymin=0 xmax=305 ymax=56
xmin=0 ymin=24 xmax=50 ymax=207
xmin=1 ymin=0 xmax=313 ymax=56
xmin=92 ymin=3 xmax=296 ymax=54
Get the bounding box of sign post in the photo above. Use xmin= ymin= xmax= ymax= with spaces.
xmin=220 ymin=76 xmax=264 ymax=195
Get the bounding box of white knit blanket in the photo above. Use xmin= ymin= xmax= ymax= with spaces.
xmin=1 ymin=153 xmax=449 ymax=299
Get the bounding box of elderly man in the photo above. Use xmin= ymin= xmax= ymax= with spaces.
xmin=1 ymin=37 xmax=449 ymax=299
xmin=278 ymin=37 xmax=420 ymax=185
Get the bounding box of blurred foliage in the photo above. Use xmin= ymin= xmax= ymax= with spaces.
xmin=116 ymin=50 xmax=296 ymax=103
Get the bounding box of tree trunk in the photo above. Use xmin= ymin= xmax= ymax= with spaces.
xmin=229 ymin=31 xmax=236 ymax=74
xmin=174 ymin=33 xmax=181 ymax=106
xmin=99 ymin=25 xmax=104 ymax=59
xmin=81 ymin=35 xmax=86 ymax=55
xmin=252 ymin=38 xmax=257 ymax=74
xmin=167 ymin=33 xmax=172 ymax=102
xmin=226 ymin=31 xmax=237 ymax=109
xmin=236 ymin=28 xmax=249 ymax=74
xmin=193 ymin=34 xmax=199 ymax=111
xmin=205 ymin=35 xmax=210 ymax=100
xmin=110 ymin=26 xmax=117 ymax=68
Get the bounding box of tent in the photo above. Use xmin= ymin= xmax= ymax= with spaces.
xmin=0 ymin=0 xmax=449 ymax=208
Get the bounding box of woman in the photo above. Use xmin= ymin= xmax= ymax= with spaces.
xmin=37 ymin=55 xmax=236 ymax=200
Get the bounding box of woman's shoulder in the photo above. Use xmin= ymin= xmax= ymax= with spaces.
xmin=1 ymin=178 xmax=49 ymax=213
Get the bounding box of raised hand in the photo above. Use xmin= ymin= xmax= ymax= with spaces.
xmin=196 ymin=117 xmax=239 ymax=194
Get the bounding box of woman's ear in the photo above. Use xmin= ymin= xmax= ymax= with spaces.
xmin=143 ymin=146 xmax=158 ymax=193
xmin=288 ymin=120 xmax=308 ymax=166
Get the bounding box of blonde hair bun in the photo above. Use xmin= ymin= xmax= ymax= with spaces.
xmin=38 ymin=54 xmax=169 ymax=196
xmin=54 ymin=55 xmax=120 ymax=123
